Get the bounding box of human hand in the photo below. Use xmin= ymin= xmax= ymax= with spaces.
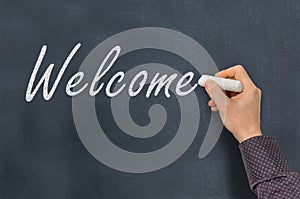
xmin=204 ymin=65 xmax=262 ymax=143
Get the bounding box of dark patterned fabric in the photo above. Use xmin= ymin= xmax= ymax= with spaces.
xmin=239 ymin=136 xmax=300 ymax=198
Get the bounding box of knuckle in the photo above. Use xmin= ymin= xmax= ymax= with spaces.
xmin=250 ymin=87 xmax=261 ymax=96
xmin=235 ymin=65 xmax=244 ymax=71
xmin=257 ymin=88 xmax=262 ymax=95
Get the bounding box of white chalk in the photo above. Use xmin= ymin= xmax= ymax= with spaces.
xmin=198 ymin=75 xmax=243 ymax=92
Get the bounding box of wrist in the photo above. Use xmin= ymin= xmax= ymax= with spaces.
xmin=236 ymin=129 xmax=262 ymax=143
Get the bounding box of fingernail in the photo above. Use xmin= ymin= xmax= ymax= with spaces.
xmin=205 ymin=80 xmax=214 ymax=89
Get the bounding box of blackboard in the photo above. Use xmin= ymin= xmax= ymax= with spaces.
xmin=1 ymin=0 xmax=299 ymax=198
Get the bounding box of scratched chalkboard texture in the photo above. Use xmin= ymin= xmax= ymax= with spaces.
xmin=0 ymin=0 xmax=299 ymax=198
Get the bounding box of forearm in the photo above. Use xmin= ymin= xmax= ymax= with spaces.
xmin=239 ymin=136 xmax=300 ymax=199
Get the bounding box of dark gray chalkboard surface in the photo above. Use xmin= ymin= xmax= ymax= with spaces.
xmin=0 ymin=0 xmax=299 ymax=198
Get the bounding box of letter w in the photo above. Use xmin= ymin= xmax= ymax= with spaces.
xmin=25 ymin=43 xmax=81 ymax=102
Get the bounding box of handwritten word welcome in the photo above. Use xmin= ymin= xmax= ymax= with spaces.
xmin=25 ymin=43 xmax=201 ymax=102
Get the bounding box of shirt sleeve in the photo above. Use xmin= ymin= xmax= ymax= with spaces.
xmin=239 ymin=135 xmax=300 ymax=199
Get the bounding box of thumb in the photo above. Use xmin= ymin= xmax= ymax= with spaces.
xmin=204 ymin=79 xmax=229 ymax=114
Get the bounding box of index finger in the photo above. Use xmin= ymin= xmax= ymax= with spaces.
xmin=215 ymin=65 xmax=256 ymax=90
